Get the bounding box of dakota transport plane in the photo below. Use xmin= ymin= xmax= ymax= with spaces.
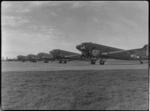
xmin=17 ymin=55 xmax=29 ymax=62
xmin=17 ymin=54 xmax=41 ymax=62
xmin=50 ymin=49 xmax=83 ymax=63
xmin=37 ymin=52 xmax=54 ymax=63
xmin=17 ymin=53 xmax=54 ymax=63
xmin=76 ymin=42 xmax=148 ymax=65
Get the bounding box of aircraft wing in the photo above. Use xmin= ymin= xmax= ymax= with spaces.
xmin=64 ymin=54 xmax=89 ymax=61
xmin=64 ymin=54 xmax=81 ymax=59
xmin=101 ymin=48 xmax=147 ymax=59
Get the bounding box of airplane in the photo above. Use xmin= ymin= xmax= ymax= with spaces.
xmin=17 ymin=54 xmax=39 ymax=62
xmin=76 ymin=42 xmax=148 ymax=65
xmin=17 ymin=55 xmax=29 ymax=62
xmin=17 ymin=53 xmax=53 ymax=63
xmin=26 ymin=54 xmax=40 ymax=62
xmin=50 ymin=49 xmax=83 ymax=63
xmin=4 ymin=58 xmax=18 ymax=62
xmin=37 ymin=52 xmax=54 ymax=63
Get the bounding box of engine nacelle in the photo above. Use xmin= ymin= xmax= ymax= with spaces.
xmin=92 ymin=49 xmax=101 ymax=57
xmin=130 ymin=54 xmax=140 ymax=59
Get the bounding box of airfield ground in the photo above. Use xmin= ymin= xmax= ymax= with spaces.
xmin=1 ymin=60 xmax=149 ymax=110
xmin=2 ymin=59 xmax=148 ymax=72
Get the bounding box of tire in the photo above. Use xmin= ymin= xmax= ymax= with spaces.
xmin=91 ymin=59 xmax=96 ymax=64
xmin=21 ymin=60 xmax=25 ymax=62
xmin=99 ymin=60 xmax=105 ymax=65
xmin=140 ymin=61 xmax=143 ymax=64
xmin=64 ymin=60 xmax=67 ymax=64
xmin=59 ymin=60 xmax=62 ymax=63
xmin=44 ymin=60 xmax=48 ymax=63
xmin=32 ymin=60 xmax=36 ymax=63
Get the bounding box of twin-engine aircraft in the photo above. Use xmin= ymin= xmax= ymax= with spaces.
xmin=17 ymin=54 xmax=40 ymax=62
xmin=37 ymin=52 xmax=54 ymax=63
xmin=50 ymin=49 xmax=83 ymax=63
xmin=15 ymin=42 xmax=148 ymax=65
xmin=17 ymin=55 xmax=29 ymax=62
xmin=76 ymin=42 xmax=148 ymax=65
xmin=17 ymin=53 xmax=54 ymax=63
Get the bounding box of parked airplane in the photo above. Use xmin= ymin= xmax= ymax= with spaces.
xmin=37 ymin=52 xmax=54 ymax=63
xmin=17 ymin=55 xmax=29 ymax=62
xmin=17 ymin=53 xmax=53 ymax=63
xmin=17 ymin=54 xmax=39 ymax=62
xmin=76 ymin=42 xmax=148 ymax=65
xmin=4 ymin=58 xmax=18 ymax=62
xmin=26 ymin=54 xmax=40 ymax=62
xmin=50 ymin=49 xmax=82 ymax=63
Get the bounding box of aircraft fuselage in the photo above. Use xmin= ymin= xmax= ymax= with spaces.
xmin=76 ymin=42 xmax=148 ymax=65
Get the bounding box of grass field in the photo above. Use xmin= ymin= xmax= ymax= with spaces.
xmin=2 ymin=60 xmax=148 ymax=72
xmin=2 ymin=69 xmax=148 ymax=110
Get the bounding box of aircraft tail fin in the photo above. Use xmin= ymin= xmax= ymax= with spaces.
xmin=142 ymin=44 xmax=148 ymax=56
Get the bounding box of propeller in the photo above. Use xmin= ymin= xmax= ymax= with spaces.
xmin=88 ymin=47 xmax=95 ymax=59
xmin=80 ymin=51 xmax=92 ymax=60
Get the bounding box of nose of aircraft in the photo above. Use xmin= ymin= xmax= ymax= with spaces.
xmin=76 ymin=45 xmax=81 ymax=50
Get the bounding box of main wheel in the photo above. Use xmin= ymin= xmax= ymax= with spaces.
xmin=140 ymin=61 xmax=143 ymax=64
xmin=99 ymin=60 xmax=105 ymax=65
xmin=21 ymin=60 xmax=25 ymax=62
xmin=32 ymin=60 xmax=36 ymax=63
xmin=44 ymin=60 xmax=48 ymax=63
xmin=59 ymin=60 xmax=62 ymax=63
xmin=64 ymin=60 xmax=67 ymax=64
xmin=91 ymin=59 xmax=96 ymax=64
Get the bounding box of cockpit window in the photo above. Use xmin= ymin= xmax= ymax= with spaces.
xmin=81 ymin=43 xmax=88 ymax=46
xmin=80 ymin=43 xmax=90 ymax=50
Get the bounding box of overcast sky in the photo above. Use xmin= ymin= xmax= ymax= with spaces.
xmin=2 ymin=1 xmax=148 ymax=58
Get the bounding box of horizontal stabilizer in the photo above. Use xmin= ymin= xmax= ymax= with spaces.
xmin=142 ymin=44 xmax=148 ymax=56
xmin=143 ymin=44 xmax=148 ymax=50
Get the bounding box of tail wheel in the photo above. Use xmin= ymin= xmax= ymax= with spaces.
xmin=139 ymin=57 xmax=143 ymax=64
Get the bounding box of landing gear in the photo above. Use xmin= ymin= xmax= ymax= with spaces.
xmin=59 ymin=60 xmax=62 ymax=63
xmin=139 ymin=58 xmax=143 ymax=64
xmin=90 ymin=58 xmax=106 ymax=65
xmin=31 ymin=60 xmax=36 ymax=63
xmin=59 ymin=59 xmax=67 ymax=64
xmin=44 ymin=60 xmax=49 ymax=63
xmin=99 ymin=60 xmax=105 ymax=65
xmin=140 ymin=61 xmax=143 ymax=64
xmin=21 ymin=60 xmax=25 ymax=62
xmin=91 ymin=58 xmax=96 ymax=64
xmin=99 ymin=58 xmax=106 ymax=65
xmin=63 ymin=59 xmax=67 ymax=64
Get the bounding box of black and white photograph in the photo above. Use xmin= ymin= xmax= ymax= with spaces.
xmin=1 ymin=1 xmax=149 ymax=110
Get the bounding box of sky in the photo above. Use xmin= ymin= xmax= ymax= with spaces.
xmin=2 ymin=1 xmax=148 ymax=58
